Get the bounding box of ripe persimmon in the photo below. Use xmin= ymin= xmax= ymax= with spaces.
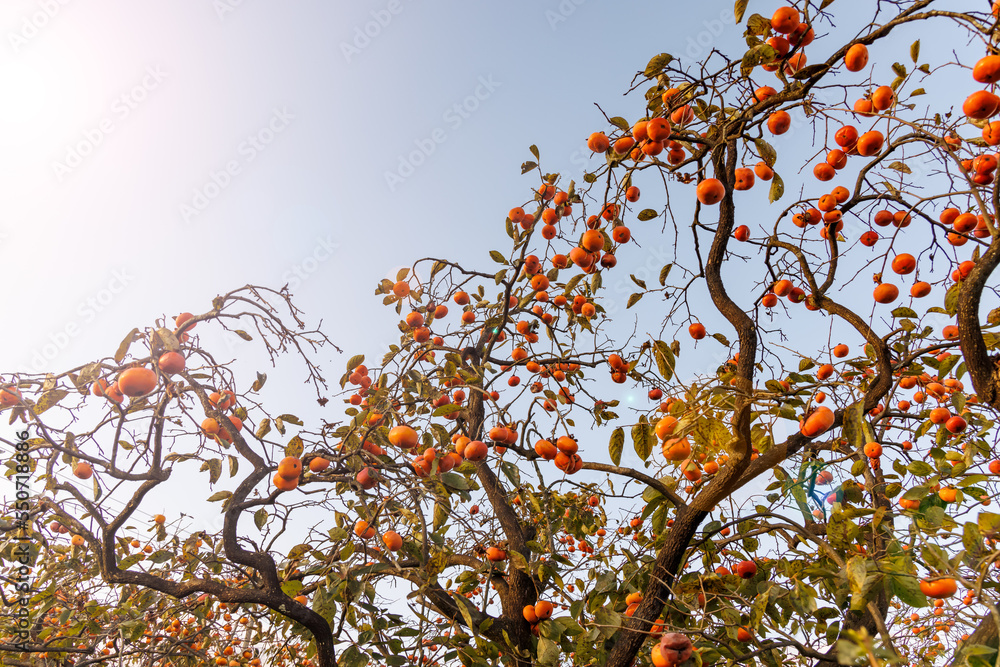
xmin=157 ymin=352 xmax=185 ymax=375
xmin=871 ymin=85 xmax=895 ymax=111
xmin=388 ymin=425 xmax=419 ymax=449
xmin=587 ymin=132 xmax=610 ymax=152
xmin=273 ymin=473 xmax=298 ymax=492
xmin=856 ymin=130 xmax=884 ymax=156
xmin=873 ymin=283 xmax=899 ymax=303
xmin=734 ymin=168 xmax=755 ymax=190
xmin=754 ymin=162 xmax=774 ymax=180
xmin=800 ymin=406 xmax=835 ymax=437
xmin=354 ymin=520 xmax=376 ymax=540
xmin=696 ymin=179 xmax=725 ymax=205
xmin=277 ymin=457 xmax=302 ymax=480
xmin=974 ymin=55 xmax=1000 ymax=84
xmin=920 ymin=578 xmax=958 ymax=599
xmin=661 ymin=437 xmax=691 ymax=461
xmin=464 ymin=440 xmax=488 ymax=461
xmin=770 ymin=6 xmax=799 ymax=33
xmin=813 ymin=163 xmax=836 ymax=181
xmin=891 ymin=253 xmax=916 ymax=274
xmin=647 ymin=118 xmax=670 ymax=142
xmin=383 ymin=530 xmax=403 ymax=551
xmin=964 ymin=90 xmax=1000 ymax=119
xmin=767 ymin=110 xmax=791 ymax=135
xmin=118 ymin=367 xmax=157 ymax=397
xmin=844 ymin=43 xmax=869 ymax=71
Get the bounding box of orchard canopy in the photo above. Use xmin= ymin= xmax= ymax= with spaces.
xmin=9 ymin=2 xmax=1000 ymax=667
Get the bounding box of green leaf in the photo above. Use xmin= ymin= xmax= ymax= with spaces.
xmin=846 ymin=556 xmax=866 ymax=596
xmin=755 ymin=137 xmax=776 ymax=167
xmin=890 ymin=573 xmax=927 ymax=608
xmin=114 ymin=328 xmax=141 ymax=364
xmin=441 ymin=472 xmax=469 ymax=490
xmin=643 ymin=53 xmax=674 ymax=78
xmin=769 ymin=172 xmax=784 ymax=202
xmin=979 ymin=511 xmax=1000 ymax=537
xmin=609 ymin=116 xmax=630 ymax=132
xmin=433 ymin=403 xmax=463 ymax=417
xmin=659 ymin=264 xmax=672 ymax=286
xmin=254 ymin=508 xmax=268 ymax=529
xmin=887 ymin=161 xmax=912 ymax=174
xmin=841 ymin=401 xmax=866 ymax=450
xmin=964 ymin=522 xmax=984 ymax=556
xmin=631 ymin=420 xmax=656 ymax=461
xmin=341 ymin=645 xmax=369 ymax=667
xmin=207 ymin=490 xmax=232 ymax=502
xmin=500 ymin=460 xmax=520 ymax=487
xmin=251 ymin=371 xmax=267 ymax=392
xmin=653 ymin=340 xmax=676 ymax=383
xmin=594 ymin=607 xmax=621 ymax=639
xmin=201 ymin=458 xmax=222 ymax=485
xmin=734 ymin=0 xmax=749 ymax=22
xmin=892 ymin=62 xmax=907 ymax=77
xmin=537 ymin=637 xmax=560 ymax=666
xmin=34 ymin=389 xmax=68 ymax=415
xmin=907 ymin=461 xmax=934 ymax=476
xmin=286 ymin=435 xmax=304 ymax=459
xmin=489 ymin=250 xmax=507 ymax=265
xmin=609 ymin=427 xmax=624 ymax=466
xmin=347 ymin=355 xmax=365 ymax=372
xmin=910 ymin=40 xmax=920 ymax=63
xmin=891 ymin=307 xmax=918 ymax=318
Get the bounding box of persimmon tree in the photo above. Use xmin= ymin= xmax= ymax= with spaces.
xmin=8 ymin=2 xmax=1000 ymax=667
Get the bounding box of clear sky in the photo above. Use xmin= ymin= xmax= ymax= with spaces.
xmin=0 ymin=0 xmax=967 ymax=476
xmin=0 ymin=0 xmax=953 ymax=374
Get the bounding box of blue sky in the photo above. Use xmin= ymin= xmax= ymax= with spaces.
xmin=0 ymin=0 xmax=776 ymax=374
xmin=0 ymin=0 xmax=970 ymax=463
